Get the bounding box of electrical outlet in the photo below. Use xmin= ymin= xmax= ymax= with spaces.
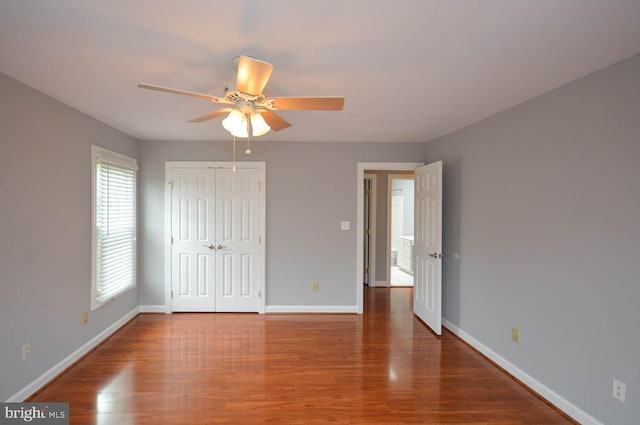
xmin=22 ymin=343 xmax=31 ymax=360
xmin=511 ymin=327 xmax=521 ymax=344
xmin=82 ymin=310 xmax=88 ymax=325
xmin=312 ymin=281 xmax=319 ymax=291
xmin=613 ymin=379 xmax=626 ymax=402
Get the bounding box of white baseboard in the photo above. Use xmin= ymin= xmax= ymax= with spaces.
xmin=442 ymin=319 xmax=602 ymax=425
xmin=266 ymin=305 xmax=358 ymax=313
xmin=139 ymin=305 xmax=167 ymax=313
xmin=7 ymin=306 xmax=140 ymax=402
xmin=372 ymin=280 xmax=389 ymax=287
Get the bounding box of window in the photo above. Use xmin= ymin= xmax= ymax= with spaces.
xmin=91 ymin=145 xmax=137 ymax=310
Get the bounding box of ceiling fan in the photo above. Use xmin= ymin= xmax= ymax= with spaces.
xmin=138 ymin=56 xmax=345 ymax=139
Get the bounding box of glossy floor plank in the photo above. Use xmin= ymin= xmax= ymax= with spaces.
xmin=30 ymin=288 xmax=575 ymax=424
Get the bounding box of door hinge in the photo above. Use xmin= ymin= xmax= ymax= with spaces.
xmin=366 ymin=228 xmax=371 ymax=235
xmin=365 ymin=268 xmax=369 ymax=273
xmin=257 ymin=181 xmax=261 ymax=191
xmin=169 ymin=181 xmax=174 ymax=190
xmin=171 ymin=236 xmax=174 ymax=244
xmin=367 ymin=190 xmax=372 ymax=196
xmin=257 ymin=290 xmax=261 ymax=299
xmin=171 ymin=290 xmax=174 ymax=298
xmin=257 ymin=236 xmax=262 ymax=245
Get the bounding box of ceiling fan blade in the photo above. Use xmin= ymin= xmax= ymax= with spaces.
xmin=138 ymin=83 xmax=228 ymax=103
xmin=260 ymin=110 xmax=292 ymax=131
xmin=268 ymin=97 xmax=345 ymax=111
xmin=236 ymin=56 xmax=273 ymax=96
xmin=187 ymin=108 xmax=234 ymax=123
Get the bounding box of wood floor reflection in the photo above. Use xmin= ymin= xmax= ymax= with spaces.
xmin=30 ymin=288 xmax=575 ymax=424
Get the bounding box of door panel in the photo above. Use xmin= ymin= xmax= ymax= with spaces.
xmin=414 ymin=161 xmax=443 ymax=334
xmin=215 ymin=168 xmax=261 ymax=312
xmin=171 ymin=168 xmax=216 ymax=311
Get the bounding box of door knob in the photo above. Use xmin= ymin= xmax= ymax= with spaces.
xmin=428 ymin=252 xmax=438 ymax=258
xmin=216 ymin=244 xmax=227 ymax=250
xmin=203 ymin=244 xmax=215 ymax=250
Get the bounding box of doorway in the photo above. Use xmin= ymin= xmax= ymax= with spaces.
xmin=356 ymin=162 xmax=423 ymax=313
xmin=388 ymin=175 xmax=414 ymax=287
xmin=165 ymin=161 xmax=266 ymax=313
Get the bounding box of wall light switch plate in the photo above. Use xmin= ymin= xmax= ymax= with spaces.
xmin=511 ymin=327 xmax=521 ymax=344
xmin=613 ymin=379 xmax=626 ymax=402
xmin=341 ymin=221 xmax=350 ymax=230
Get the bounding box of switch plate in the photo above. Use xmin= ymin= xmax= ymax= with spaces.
xmin=312 ymin=281 xmax=319 ymax=291
xmin=82 ymin=310 xmax=88 ymax=325
xmin=22 ymin=343 xmax=30 ymax=360
xmin=511 ymin=327 xmax=520 ymax=344
xmin=613 ymin=379 xmax=626 ymax=402
xmin=340 ymin=221 xmax=350 ymax=230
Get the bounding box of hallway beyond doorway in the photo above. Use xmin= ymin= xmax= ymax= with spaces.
xmin=390 ymin=265 xmax=413 ymax=286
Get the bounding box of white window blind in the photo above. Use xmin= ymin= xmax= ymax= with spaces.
xmin=91 ymin=146 xmax=137 ymax=310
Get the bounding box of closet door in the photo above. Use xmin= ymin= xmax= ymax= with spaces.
xmin=214 ymin=168 xmax=261 ymax=312
xmin=170 ymin=168 xmax=216 ymax=311
xmin=170 ymin=166 xmax=262 ymax=312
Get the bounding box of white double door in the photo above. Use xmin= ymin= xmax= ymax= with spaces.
xmin=170 ymin=166 xmax=262 ymax=312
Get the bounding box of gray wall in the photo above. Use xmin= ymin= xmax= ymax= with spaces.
xmin=138 ymin=141 xmax=426 ymax=307
xmin=371 ymin=171 xmax=389 ymax=282
xmin=425 ymin=54 xmax=640 ymax=425
xmin=0 ymin=74 xmax=139 ymax=400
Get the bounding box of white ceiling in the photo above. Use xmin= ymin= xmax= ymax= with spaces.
xmin=1 ymin=1 xmax=640 ymax=143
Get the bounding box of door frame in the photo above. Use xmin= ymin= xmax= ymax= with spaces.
xmin=363 ymin=173 xmax=377 ymax=287
xmin=164 ymin=161 xmax=266 ymax=314
xmin=356 ymin=162 xmax=423 ymax=313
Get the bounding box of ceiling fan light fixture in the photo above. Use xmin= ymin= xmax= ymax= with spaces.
xmin=222 ymin=110 xmax=271 ymax=138
xmin=250 ymin=113 xmax=270 ymax=136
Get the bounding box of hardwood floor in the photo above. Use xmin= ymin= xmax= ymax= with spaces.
xmin=30 ymin=288 xmax=575 ymax=424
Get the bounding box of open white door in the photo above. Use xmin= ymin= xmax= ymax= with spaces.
xmin=414 ymin=161 xmax=443 ymax=335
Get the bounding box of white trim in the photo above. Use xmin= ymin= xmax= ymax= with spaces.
xmin=374 ymin=281 xmax=390 ymax=287
xmin=356 ymin=163 xmax=423 ymax=313
xmin=266 ymin=305 xmax=358 ymax=313
xmin=90 ymin=145 xmax=138 ymax=312
xmin=363 ymin=173 xmax=377 ymax=286
xmin=442 ymin=319 xmax=603 ymax=425
xmin=7 ymin=307 xmax=140 ymax=402
xmin=164 ymin=161 xmax=266 ymax=314
xmin=139 ymin=305 xmax=167 ymax=313
xmin=92 ymin=144 xmax=138 ymax=170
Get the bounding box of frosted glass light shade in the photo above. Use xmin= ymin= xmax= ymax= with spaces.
xmin=250 ymin=113 xmax=270 ymax=136
xmin=222 ymin=110 xmax=271 ymax=138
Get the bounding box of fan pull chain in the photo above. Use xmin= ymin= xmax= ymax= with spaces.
xmin=245 ymin=113 xmax=252 ymax=154
xmin=232 ymin=136 xmax=236 ymax=172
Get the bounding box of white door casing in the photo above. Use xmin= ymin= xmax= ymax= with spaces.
xmin=166 ymin=162 xmax=265 ymax=313
xmin=413 ymin=161 xmax=443 ymax=335
xmin=363 ymin=178 xmax=371 ymax=285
